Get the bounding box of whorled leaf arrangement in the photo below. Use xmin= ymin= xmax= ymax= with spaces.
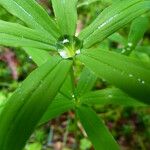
xmin=0 ymin=0 xmax=150 ymax=150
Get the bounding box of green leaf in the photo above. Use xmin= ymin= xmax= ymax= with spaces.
xmin=25 ymin=143 xmax=42 ymax=150
xmin=77 ymin=106 xmax=120 ymax=150
xmin=24 ymin=47 xmax=74 ymax=98
xmin=0 ymin=57 xmax=72 ymax=150
xmin=136 ymin=46 xmax=150 ymax=57
xmin=79 ymin=0 xmax=150 ymax=48
xmin=24 ymin=47 xmax=52 ymax=66
xmin=121 ymin=16 xmax=149 ymax=56
xmin=75 ymin=67 xmax=97 ymax=97
xmin=24 ymin=51 xmax=74 ymax=125
xmin=24 ymin=49 xmax=74 ymax=125
xmin=77 ymin=0 xmax=101 ymax=8
xmin=77 ymin=48 xmax=150 ymax=104
xmin=59 ymin=72 xmax=74 ymax=99
xmin=0 ymin=33 xmax=55 ymax=51
xmin=52 ymin=0 xmax=78 ymax=35
xmin=0 ymin=0 xmax=60 ymax=38
xmin=80 ymin=138 xmax=92 ymax=150
xmin=39 ymin=93 xmax=74 ymax=125
xmin=108 ymin=33 xmax=127 ymax=45
xmin=0 ymin=20 xmax=56 ymax=50
xmin=0 ymin=93 xmax=7 ymax=114
xmin=80 ymin=88 xmax=147 ymax=106
xmin=127 ymin=17 xmax=149 ymax=48
xmin=0 ymin=20 xmax=56 ymax=44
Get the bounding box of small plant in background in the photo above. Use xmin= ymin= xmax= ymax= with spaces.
xmin=0 ymin=0 xmax=150 ymax=150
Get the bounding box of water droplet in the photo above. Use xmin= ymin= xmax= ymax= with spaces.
xmin=142 ymin=81 xmax=145 ymax=84
xmin=98 ymin=15 xmax=118 ymax=29
xmin=29 ymin=56 xmax=32 ymax=59
xmin=128 ymin=43 xmax=133 ymax=47
xmin=59 ymin=51 xmax=68 ymax=59
xmin=76 ymin=49 xmax=81 ymax=55
xmin=129 ymin=74 xmax=133 ymax=77
xmin=137 ymin=78 xmax=145 ymax=84
xmin=56 ymin=35 xmax=83 ymax=59
xmin=72 ymin=94 xmax=75 ymax=98
xmin=62 ymin=39 xmax=69 ymax=44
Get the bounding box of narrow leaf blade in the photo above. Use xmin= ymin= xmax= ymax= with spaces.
xmin=0 ymin=20 xmax=56 ymax=50
xmin=0 ymin=57 xmax=72 ymax=150
xmin=77 ymin=106 xmax=120 ymax=150
xmin=79 ymin=0 xmax=150 ymax=48
xmin=0 ymin=33 xmax=55 ymax=51
xmin=80 ymin=88 xmax=147 ymax=107
xmin=0 ymin=20 xmax=56 ymax=44
xmin=39 ymin=94 xmax=74 ymax=125
xmin=128 ymin=16 xmax=149 ymax=47
xmin=77 ymin=49 xmax=150 ymax=104
xmin=75 ymin=67 xmax=97 ymax=97
xmin=24 ymin=47 xmax=52 ymax=66
xmin=0 ymin=0 xmax=60 ymax=38
xmin=52 ymin=0 xmax=78 ymax=35
xmin=59 ymin=72 xmax=75 ymax=99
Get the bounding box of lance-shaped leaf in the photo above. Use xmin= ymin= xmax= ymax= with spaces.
xmin=39 ymin=94 xmax=74 ymax=125
xmin=80 ymin=88 xmax=146 ymax=107
xmin=52 ymin=0 xmax=78 ymax=35
xmin=0 ymin=57 xmax=72 ymax=150
xmin=128 ymin=17 xmax=149 ymax=47
xmin=77 ymin=49 xmax=150 ymax=104
xmin=77 ymin=0 xmax=101 ymax=8
xmin=136 ymin=46 xmax=150 ymax=57
xmin=24 ymin=48 xmax=74 ymax=124
xmin=79 ymin=0 xmax=150 ymax=48
xmin=77 ymin=106 xmax=120 ymax=150
xmin=129 ymin=17 xmax=148 ymax=48
xmin=121 ymin=17 xmax=149 ymax=56
xmin=0 ymin=0 xmax=60 ymax=38
xmin=0 ymin=20 xmax=56 ymax=44
xmin=0 ymin=95 xmax=7 ymax=114
xmin=24 ymin=48 xmax=52 ymax=66
xmin=75 ymin=67 xmax=97 ymax=97
xmin=59 ymin=72 xmax=74 ymax=99
xmin=0 ymin=33 xmax=55 ymax=51
xmin=24 ymin=47 xmax=74 ymax=98
xmin=0 ymin=20 xmax=56 ymax=50
xmin=108 ymin=33 xmax=127 ymax=45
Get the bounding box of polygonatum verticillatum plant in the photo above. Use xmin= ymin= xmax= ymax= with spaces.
xmin=0 ymin=0 xmax=150 ymax=150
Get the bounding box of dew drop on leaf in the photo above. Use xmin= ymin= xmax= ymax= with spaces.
xmin=142 ymin=80 xmax=145 ymax=84
xmin=129 ymin=74 xmax=133 ymax=77
xmin=98 ymin=15 xmax=118 ymax=29
xmin=29 ymin=56 xmax=32 ymax=59
xmin=128 ymin=42 xmax=133 ymax=47
xmin=72 ymin=94 xmax=75 ymax=98
xmin=137 ymin=78 xmax=145 ymax=84
xmin=56 ymin=35 xmax=83 ymax=59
